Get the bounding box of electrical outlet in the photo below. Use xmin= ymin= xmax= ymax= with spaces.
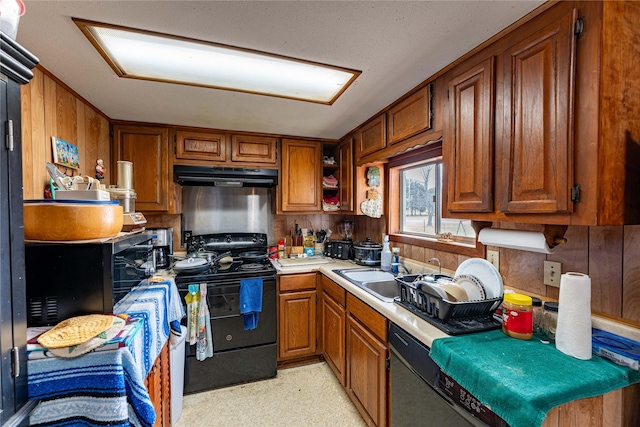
xmin=486 ymin=250 xmax=500 ymax=270
xmin=544 ymin=260 xmax=562 ymax=287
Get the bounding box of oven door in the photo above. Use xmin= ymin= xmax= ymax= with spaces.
xmin=203 ymin=277 xmax=277 ymax=351
xmin=389 ymin=324 xmax=507 ymax=427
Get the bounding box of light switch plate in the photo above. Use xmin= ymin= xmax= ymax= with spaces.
xmin=487 ymin=250 xmax=499 ymax=271
xmin=544 ymin=260 xmax=562 ymax=287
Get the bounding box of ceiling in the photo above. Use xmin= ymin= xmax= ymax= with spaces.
xmin=16 ymin=1 xmax=545 ymax=140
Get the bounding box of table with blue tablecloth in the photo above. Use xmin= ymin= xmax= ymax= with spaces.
xmin=28 ymin=279 xmax=184 ymax=427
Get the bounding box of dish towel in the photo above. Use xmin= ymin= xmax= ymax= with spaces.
xmin=196 ymin=283 xmax=214 ymax=361
xmin=429 ymin=329 xmax=640 ymax=427
xmin=240 ymin=278 xmax=263 ymax=330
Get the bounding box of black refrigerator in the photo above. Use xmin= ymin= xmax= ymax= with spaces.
xmin=0 ymin=31 xmax=38 ymax=426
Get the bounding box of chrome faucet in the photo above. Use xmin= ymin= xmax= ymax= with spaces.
xmin=398 ymin=263 xmax=411 ymax=275
xmin=428 ymin=257 xmax=441 ymax=275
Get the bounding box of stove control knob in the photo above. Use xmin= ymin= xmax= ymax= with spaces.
xmin=226 ymin=235 xmax=232 ymax=243
xmin=258 ymin=236 xmax=266 ymax=245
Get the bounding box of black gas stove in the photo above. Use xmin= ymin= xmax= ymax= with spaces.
xmin=174 ymin=232 xmax=276 ymax=285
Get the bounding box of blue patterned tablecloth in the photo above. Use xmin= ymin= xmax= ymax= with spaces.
xmin=28 ymin=278 xmax=185 ymax=427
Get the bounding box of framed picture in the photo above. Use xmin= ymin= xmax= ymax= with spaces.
xmin=51 ymin=137 xmax=80 ymax=169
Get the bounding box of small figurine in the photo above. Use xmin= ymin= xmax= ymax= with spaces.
xmin=95 ymin=159 xmax=106 ymax=180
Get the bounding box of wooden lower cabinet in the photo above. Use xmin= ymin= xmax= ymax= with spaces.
xmin=320 ymin=276 xmax=346 ymax=385
xmin=346 ymin=314 xmax=388 ymax=427
xmin=144 ymin=342 xmax=171 ymax=427
xmin=278 ymin=273 xmax=318 ymax=362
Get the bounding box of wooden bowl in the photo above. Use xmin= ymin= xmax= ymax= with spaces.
xmin=24 ymin=200 xmax=123 ymax=241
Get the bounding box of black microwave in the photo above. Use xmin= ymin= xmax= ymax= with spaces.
xmin=25 ymin=231 xmax=154 ymax=326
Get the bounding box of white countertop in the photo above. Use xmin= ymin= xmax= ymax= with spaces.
xmin=274 ymin=257 xmax=450 ymax=347
xmin=273 ymin=256 xmax=640 ymax=347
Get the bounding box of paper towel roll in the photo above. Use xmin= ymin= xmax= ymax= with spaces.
xmin=478 ymin=228 xmax=556 ymax=254
xmin=556 ymin=272 xmax=592 ymax=360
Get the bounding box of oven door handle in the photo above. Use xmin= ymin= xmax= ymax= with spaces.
xmin=210 ymin=313 xmax=241 ymax=320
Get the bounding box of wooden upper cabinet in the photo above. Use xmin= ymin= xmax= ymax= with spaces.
xmin=175 ymin=129 xmax=226 ymax=162
xmin=113 ymin=124 xmax=172 ymax=212
xmin=280 ymin=139 xmax=322 ymax=212
xmin=501 ymin=8 xmax=577 ymax=214
xmin=447 ymin=57 xmax=495 ymax=213
xmin=387 ymin=85 xmax=432 ymax=145
xmin=231 ymin=134 xmax=277 ymax=164
xmin=338 ymin=137 xmax=354 ymax=212
xmin=355 ymin=114 xmax=386 ymax=160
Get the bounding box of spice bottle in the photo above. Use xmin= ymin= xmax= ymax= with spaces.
xmin=542 ymin=301 xmax=559 ymax=341
xmin=278 ymin=239 xmax=285 ymax=259
xmin=531 ymin=296 xmax=543 ymax=334
xmin=502 ymin=293 xmax=533 ymax=340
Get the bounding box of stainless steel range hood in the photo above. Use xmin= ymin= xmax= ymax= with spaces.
xmin=174 ymin=166 xmax=278 ymax=187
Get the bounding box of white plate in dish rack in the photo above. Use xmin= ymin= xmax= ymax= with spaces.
xmin=455 ymin=258 xmax=503 ymax=299
xmin=453 ymin=274 xmax=485 ymax=301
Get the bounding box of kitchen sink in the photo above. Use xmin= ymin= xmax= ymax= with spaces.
xmin=335 ymin=268 xmax=398 ymax=303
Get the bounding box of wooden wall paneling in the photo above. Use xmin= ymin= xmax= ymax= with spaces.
xmin=84 ymin=106 xmax=107 ymax=184
xmin=589 ymin=226 xmax=623 ymax=317
xmin=75 ymin=98 xmax=86 ymax=177
xmin=43 ymin=74 xmax=58 ymax=184
xmin=28 ymin=69 xmax=46 ymax=199
xmin=598 ymin=1 xmax=640 ymax=225
xmin=622 ymin=225 xmax=640 ymax=323
xmin=55 ymin=84 xmax=78 ymax=172
xmin=500 ymin=247 xmax=546 ymax=295
xmin=20 ymin=81 xmax=33 ymax=199
xmin=83 ymin=105 xmax=97 ymax=180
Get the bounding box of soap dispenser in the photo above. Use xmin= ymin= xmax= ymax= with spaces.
xmin=381 ymin=235 xmax=392 ymax=272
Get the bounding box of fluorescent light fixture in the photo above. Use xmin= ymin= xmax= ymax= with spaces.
xmin=73 ymin=18 xmax=361 ymax=104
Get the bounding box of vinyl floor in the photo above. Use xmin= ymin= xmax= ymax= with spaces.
xmin=174 ymin=362 xmax=367 ymax=427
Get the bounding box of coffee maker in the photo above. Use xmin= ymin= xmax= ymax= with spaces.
xmin=150 ymin=228 xmax=173 ymax=269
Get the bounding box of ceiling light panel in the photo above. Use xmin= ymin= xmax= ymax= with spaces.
xmin=74 ymin=19 xmax=360 ymax=104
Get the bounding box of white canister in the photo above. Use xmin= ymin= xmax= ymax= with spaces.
xmin=0 ymin=0 xmax=25 ymax=39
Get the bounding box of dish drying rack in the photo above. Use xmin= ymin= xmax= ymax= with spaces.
xmin=395 ymin=274 xmax=503 ymax=335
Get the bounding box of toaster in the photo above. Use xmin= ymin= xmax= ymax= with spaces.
xmin=323 ymin=240 xmax=353 ymax=260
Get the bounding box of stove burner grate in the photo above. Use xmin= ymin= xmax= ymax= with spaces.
xmin=238 ymin=263 xmax=267 ymax=272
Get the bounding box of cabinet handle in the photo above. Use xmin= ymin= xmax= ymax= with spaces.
xmin=11 ymin=346 xmax=19 ymax=377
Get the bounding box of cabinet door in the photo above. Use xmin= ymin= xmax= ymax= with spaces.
xmin=231 ymin=134 xmax=277 ymax=164
xmin=278 ymin=290 xmax=317 ymax=360
xmin=387 ymin=85 xmax=432 ymax=145
xmin=145 ymin=342 xmax=170 ymax=427
xmin=338 ymin=138 xmax=354 ymax=212
xmin=113 ymin=125 xmax=171 ymax=212
xmin=321 ymin=291 xmax=346 ymax=385
xmin=280 ymin=139 xmax=321 ymax=212
xmin=356 ymin=114 xmax=386 ymax=160
xmin=447 ymin=57 xmax=495 ymax=213
xmin=1 ymin=76 xmax=29 ymax=424
xmin=175 ymin=129 xmax=226 ymax=162
xmin=346 ymin=314 xmax=388 ymax=427
xmin=501 ymin=9 xmax=577 ymax=214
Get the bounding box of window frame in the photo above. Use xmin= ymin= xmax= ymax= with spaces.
xmin=387 ymin=141 xmax=485 ymax=258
